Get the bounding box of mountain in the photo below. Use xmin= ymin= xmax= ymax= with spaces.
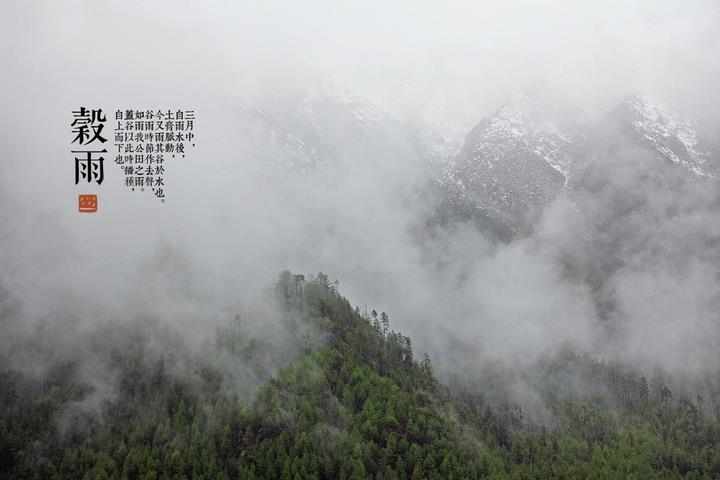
xmin=432 ymin=96 xmax=718 ymax=241
xmin=437 ymin=101 xmax=572 ymax=239
xmin=4 ymin=272 xmax=720 ymax=479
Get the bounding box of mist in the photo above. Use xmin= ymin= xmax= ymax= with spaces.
xmin=2 ymin=0 xmax=720 ymax=421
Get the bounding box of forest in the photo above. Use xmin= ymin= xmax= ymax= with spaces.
xmin=2 ymin=272 xmax=720 ymax=480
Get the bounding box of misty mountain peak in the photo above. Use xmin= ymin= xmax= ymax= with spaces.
xmin=435 ymin=98 xmax=570 ymax=239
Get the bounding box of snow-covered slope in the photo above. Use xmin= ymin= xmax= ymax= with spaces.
xmin=623 ymin=97 xmax=714 ymax=178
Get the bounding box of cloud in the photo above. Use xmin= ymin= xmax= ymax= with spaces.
xmin=1 ymin=0 xmax=719 ymax=415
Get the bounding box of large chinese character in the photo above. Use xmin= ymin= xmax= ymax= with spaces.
xmin=72 ymin=107 xmax=107 ymax=145
xmin=73 ymin=149 xmax=106 ymax=184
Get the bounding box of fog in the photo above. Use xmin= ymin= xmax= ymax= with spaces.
xmin=2 ymin=1 xmax=720 ymax=413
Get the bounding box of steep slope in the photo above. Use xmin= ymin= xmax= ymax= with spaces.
xmin=0 ymin=274 xmax=491 ymax=479
xmin=427 ymin=95 xmax=581 ymax=243
xmin=439 ymin=103 xmax=570 ymax=238
xmin=4 ymin=273 xmax=720 ymax=479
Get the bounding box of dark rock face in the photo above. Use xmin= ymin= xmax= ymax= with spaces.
xmin=438 ymin=104 xmax=572 ymax=238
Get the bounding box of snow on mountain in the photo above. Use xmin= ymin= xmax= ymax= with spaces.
xmin=625 ymin=96 xmax=714 ymax=178
xmin=235 ymin=88 xmax=716 ymax=240
xmin=433 ymin=95 xmax=717 ymax=240
xmin=437 ymin=101 xmax=571 ymax=236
